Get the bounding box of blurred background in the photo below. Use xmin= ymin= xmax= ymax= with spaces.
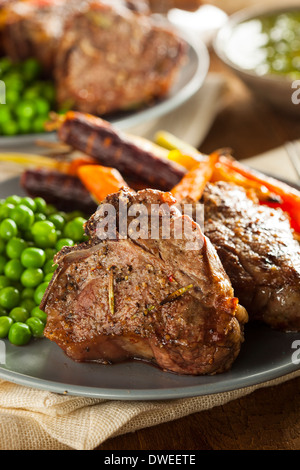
xmin=1 ymin=0 xmax=300 ymax=168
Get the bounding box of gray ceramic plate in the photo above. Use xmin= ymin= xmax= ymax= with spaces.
xmin=0 ymin=177 xmax=299 ymax=400
xmin=0 ymin=34 xmax=209 ymax=148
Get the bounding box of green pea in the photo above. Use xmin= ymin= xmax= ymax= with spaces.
xmin=15 ymin=101 xmax=36 ymax=120
xmin=21 ymin=247 xmax=46 ymax=269
xmin=0 ymin=218 xmax=18 ymax=240
xmin=20 ymin=298 xmax=36 ymax=314
xmin=0 ymin=57 xmax=13 ymax=75
xmin=18 ymin=118 xmax=32 ymax=135
xmin=21 ymin=287 xmax=35 ymax=299
xmin=6 ymin=237 xmax=27 ymax=259
xmin=43 ymin=259 xmax=57 ymax=274
xmin=6 ymin=196 xmax=21 ymax=206
xmin=0 ymin=203 xmax=15 ymax=220
xmin=4 ymin=259 xmax=24 ymax=281
xmin=55 ymin=238 xmax=74 ymax=252
xmin=43 ymin=272 xmax=53 ymax=283
xmin=34 ymin=282 xmax=49 ymax=305
xmin=32 ymin=116 xmax=47 ymax=134
xmin=63 ymin=217 xmax=86 ymax=242
xmin=33 ymin=197 xmax=47 ymax=214
xmin=44 ymin=248 xmax=56 ymax=260
xmin=26 ymin=317 xmax=44 ymax=338
xmin=10 ymin=204 xmax=34 ymax=231
xmin=34 ymin=212 xmax=46 ymax=222
xmin=0 ymin=107 xmax=12 ymax=124
xmin=21 ymin=268 xmax=44 ymax=288
xmin=31 ymin=306 xmax=47 ymax=324
xmin=0 ymin=316 xmax=13 ymax=338
xmin=0 ymin=286 xmax=20 ymax=310
xmin=44 ymin=204 xmax=56 ymax=216
xmin=8 ymin=322 xmax=32 ymax=346
xmin=9 ymin=307 xmax=29 ymax=323
xmin=22 ymin=58 xmax=42 ymax=81
xmin=31 ymin=220 xmax=57 ymax=248
xmin=41 ymin=82 xmax=56 ymax=103
xmin=0 ymin=276 xmax=9 ymax=290
xmin=0 ymin=239 xmax=5 ymax=254
xmin=19 ymin=197 xmax=37 ymax=212
xmin=0 ymin=255 xmax=7 ymax=274
xmin=5 ymin=88 xmax=20 ymax=106
xmin=0 ymin=305 xmax=8 ymax=317
xmin=1 ymin=120 xmax=19 ymax=136
xmin=48 ymin=214 xmax=65 ymax=231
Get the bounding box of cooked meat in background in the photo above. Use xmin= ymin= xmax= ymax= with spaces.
xmin=41 ymin=188 xmax=247 ymax=376
xmin=20 ymin=168 xmax=98 ymax=215
xmin=0 ymin=0 xmax=148 ymax=73
xmin=203 ymin=182 xmax=300 ymax=332
xmin=55 ymin=1 xmax=186 ymax=115
xmin=147 ymin=0 xmax=202 ymax=12
xmin=0 ymin=0 xmax=88 ymax=74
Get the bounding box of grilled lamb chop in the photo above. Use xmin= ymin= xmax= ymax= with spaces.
xmin=1 ymin=0 xmax=87 ymax=74
xmin=54 ymin=1 xmax=186 ymax=115
xmin=203 ymin=181 xmax=300 ymax=332
xmin=41 ymin=188 xmax=247 ymax=376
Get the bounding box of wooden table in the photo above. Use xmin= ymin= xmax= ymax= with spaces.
xmin=97 ymin=51 xmax=300 ymax=451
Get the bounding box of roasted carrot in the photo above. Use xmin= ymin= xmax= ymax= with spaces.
xmin=171 ymin=151 xmax=219 ymax=201
xmin=211 ymin=162 xmax=282 ymax=203
xmin=67 ymin=155 xmax=98 ymax=176
xmin=77 ymin=164 xmax=129 ymax=204
xmin=220 ymin=155 xmax=300 ymax=232
xmin=58 ymin=112 xmax=186 ymax=191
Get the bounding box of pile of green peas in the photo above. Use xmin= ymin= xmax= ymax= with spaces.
xmin=0 ymin=56 xmax=56 ymax=136
xmin=0 ymin=194 xmax=87 ymax=346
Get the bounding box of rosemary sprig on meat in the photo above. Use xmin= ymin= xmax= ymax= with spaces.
xmin=108 ymin=268 xmax=115 ymax=315
xmin=160 ymin=284 xmax=193 ymax=305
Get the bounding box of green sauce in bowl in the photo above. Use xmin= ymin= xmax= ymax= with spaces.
xmin=224 ymin=10 xmax=300 ymax=80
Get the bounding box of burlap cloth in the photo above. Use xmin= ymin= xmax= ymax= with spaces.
xmin=0 ymin=74 xmax=300 ymax=450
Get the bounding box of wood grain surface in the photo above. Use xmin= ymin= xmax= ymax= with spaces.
xmin=97 ymin=51 xmax=300 ymax=451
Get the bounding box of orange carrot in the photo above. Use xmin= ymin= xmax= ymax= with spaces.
xmin=220 ymin=156 xmax=300 ymax=232
xmin=77 ymin=164 xmax=129 ymax=203
xmin=211 ymin=162 xmax=281 ymax=203
xmin=67 ymin=155 xmax=98 ymax=176
xmin=171 ymin=151 xmax=219 ymax=201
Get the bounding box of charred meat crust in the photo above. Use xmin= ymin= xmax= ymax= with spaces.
xmin=203 ymin=182 xmax=300 ymax=332
xmin=42 ymin=188 xmax=247 ymax=376
xmin=58 ymin=113 xmax=186 ymax=191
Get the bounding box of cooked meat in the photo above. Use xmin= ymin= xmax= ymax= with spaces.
xmin=41 ymin=188 xmax=247 ymax=376
xmin=20 ymin=168 xmax=98 ymax=215
xmin=54 ymin=1 xmax=186 ymax=115
xmin=1 ymin=0 xmax=88 ymax=74
xmin=203 ymin=181 xmax=300 ymax=332
xmin=147 ymin=0 xmax=202 ymax=13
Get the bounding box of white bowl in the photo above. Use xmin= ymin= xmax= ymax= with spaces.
xmin=214 ymin=3 xmax=300 ymax=115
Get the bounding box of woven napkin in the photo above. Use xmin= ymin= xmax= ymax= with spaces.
xmin=0 ymin=74 xmax=299 ymax=450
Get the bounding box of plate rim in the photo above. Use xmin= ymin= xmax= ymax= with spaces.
xmin=0 ymin=344 xmax=299 ymax=400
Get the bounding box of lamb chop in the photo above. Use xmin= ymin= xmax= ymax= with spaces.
xmin=41 ymin=188 xmax=247 ymax=376
xmin=54 ymin=1 xmax=186 ymax=115
xmin=203 ymin=181 xmax=300 ymax=332
xmin=1 ymin=0 xmax=92 ymax=74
